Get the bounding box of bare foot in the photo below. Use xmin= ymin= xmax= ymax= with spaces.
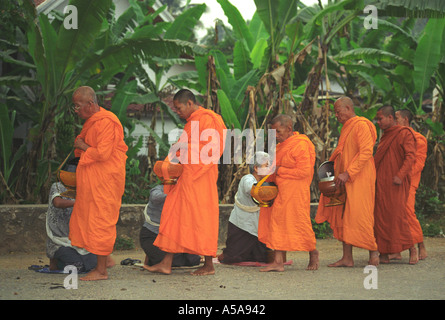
xmin=418 ymin=243 xmax=428 ymax=260
xmin=307 ymin=250 xmax=319 ymax=270
xmin=80 ymin=269 xmax=108 ymax=281
xmin=368 ymin=251 xmax=379 ymax=266
xmin=328 ymin=258 xmax=353 ymax=268
xmin=379 ymin=253 xmax=390 ymax=264
xmin=191 ymin=264 xmax=215 ymax=276
xmin=106 ymin=256 xmax=115 ymax=268
xmin=259 ymin=262 xmax=284 ymax=272
xmin=388 ymin=253 xmax=402 ymax=260
xmin=143 ymin=263 xmax=171 ymax=275
xmin=409 ymin=247 xmax=418 ymax=265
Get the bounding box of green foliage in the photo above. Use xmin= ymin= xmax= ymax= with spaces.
xmin=415 ymin=184 xmax=445 ymax=217
xmin=312 ymin=219 xmax=332 ymax=239
xmin=114 ymin=235 xmax=135 ymax=250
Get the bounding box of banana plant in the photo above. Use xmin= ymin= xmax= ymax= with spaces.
xmin=10 ymin=0 xmax=206 ymax=202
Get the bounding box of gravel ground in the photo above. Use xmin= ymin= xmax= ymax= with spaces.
xmin=1 ymin=238 xmax=444 ymax=302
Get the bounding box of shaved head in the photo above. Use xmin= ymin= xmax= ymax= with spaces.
xmin=334 ymin=96 xmax=356 ymax=124
xmin=335 ymin=96 xmax=354 ymax=109
xmin=270 ymin=114 xmax=294 ymax=143
xmin=73 ymin=86 xmax=97 ymax=104
xmin=397 ymin=109 xmax=413 ymax=123
xmin=378 ymin=105 xmax=395 ymax=119
xmin=270 ymin=114 xmax=293 ymax=128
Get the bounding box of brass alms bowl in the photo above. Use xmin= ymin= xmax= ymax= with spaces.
xmin=153 ymin=161 xmax=183 ymax=185
xmin=251 ymin=182 xmax=278 ymax=207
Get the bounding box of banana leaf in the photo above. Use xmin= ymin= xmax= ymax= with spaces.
xmin=217 ymin=89 xmax=241 ymax=130
xmin=217 ymin=0 xmax=254 ymax=51
xmin=413 ymin=18 xmax=445 ymax=108
xmin=164 ymin=4 xmax=206 ymax=41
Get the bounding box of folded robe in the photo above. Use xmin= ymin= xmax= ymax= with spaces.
xmin=373 ymin=125 xmax=416 ymax=254
xmin=69 ymin=107 xmax=128 ymax=256
xmin=258 ymin=132 xmax=316 ymax=252
xmin=154 ymin=107 xmax=226 ymax=257
xmin=315 ymin=116 xmax=378 ymax=251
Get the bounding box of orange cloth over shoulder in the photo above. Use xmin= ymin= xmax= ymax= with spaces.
xmin=69 ymin=107 xmax=128 ymax=256
xmin=315 ymin=116 xmax=378 ymax=251
xmin=154 ymin=107 xmax=226 ymax=257
xmin=374 ymin=125 xmax=416 ymax=254
xmin=258 ymin=132 xmax=316 ymax=252
xmin=406 ymin=129 xmax=427 ymax=244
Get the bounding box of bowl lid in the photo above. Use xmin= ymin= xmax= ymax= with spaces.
xmin=318 ymin=161 xmax=334 ymax=180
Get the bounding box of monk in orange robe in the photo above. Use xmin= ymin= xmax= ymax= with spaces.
xmin=144 ymin=89 xmax=226 ymax=276
xmin=374 ymin=106 xmax=417 ymax=264
xmin=315 ymin=97 xmax=379 ymax=267
xmin=258 ymin=114 xmax=319 ymax=272
xmin=69 ymin=86 xmax=128 ymax=280
xmin=394 ymin=109 xmax=428 ymax=262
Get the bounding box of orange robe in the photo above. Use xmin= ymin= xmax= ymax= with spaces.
xmin=315 ymin=116 xmax=378 ymax=251
xmin=69 ymin=107 xmax=128 ymax=256
xmin=406 ymin=129 xmax=427 ymax=244
xmin=258 ymin=132 xmax=316 ymax=252
xmin=374 ymin=125 xmax=416 ymax=254
xmin=154 ymin=107 xmax=226 ymax=257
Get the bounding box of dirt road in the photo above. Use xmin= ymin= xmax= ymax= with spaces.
xmin=1 ymin=238 xmax=444 ymax=302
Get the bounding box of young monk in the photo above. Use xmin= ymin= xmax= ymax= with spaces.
xmin=315 ymin=96 xmax=379 ymax=267
xmin=393 ymin=109 xmax=428 ymax=262
xmin=69 ymin=86 xmax=128 ymax=280
xmin=374 ymin=106 xmax=417 ymax=264
xmin=258 ymin=114 xmax=319 ymax=272
xmin=144 ymin=89 xmax=226 ymax=276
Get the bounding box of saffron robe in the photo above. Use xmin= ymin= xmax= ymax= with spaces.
xmin=69 ymin=107 xmax=128 ymax=256
xmin=154 ymin=107 xmax=226 ymax=257
xmin=374 ymin=125 xmax=416 ymax=254
xmin=406 ymin=129 xmax=427 ymax=243
xmin=315 ymin=116 xmax=378 ymax=251
xmin=258 ymin=132 xmax=316 ymax=252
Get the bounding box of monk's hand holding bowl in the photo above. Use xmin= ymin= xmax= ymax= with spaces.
xmin=74 ymin=137 xmax=90 ymax=152
xmin=335 ymin=171 xmax=349 ymax=188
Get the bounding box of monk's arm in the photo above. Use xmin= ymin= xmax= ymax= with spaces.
xmin=397 ymin=131 xmax=417 ymax=180
xmin=278 ymin=142 xmax=313 ymax=179
xmin=79 ymin=119 xmax=116 ymax=165
xmin=345 ymin=122 xmax=375 ymax=182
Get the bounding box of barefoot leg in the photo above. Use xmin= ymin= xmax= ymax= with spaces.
xmin=143 ymin=253 xmax=173 ymax=275
xmin=418 ymin=242 xmax=427 ymax=260
xmin=260 ymin=250 xmax=285 ymax=272
xmin=191 ymin=256 xmax=215 ymax=276
xmin=409 ymin=246 xmax=419 ymax=265
xmin=328 ymin=243 xmax=353 ymax=267
xmin=368 ymin=250 xmax=379 ymax=266
xmin=307 ymin=249 xmax=319 ymax=270
xmin=80 ymin=255 xmax=109 ymax=281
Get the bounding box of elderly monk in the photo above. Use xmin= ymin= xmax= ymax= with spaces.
xmin=374 ymin=105 xmax=417 ymax=264
xmin=258 ymin=114 xmax=319 ymax=272
xmin=315 ymin=97 xmax=379 ymax=267
xmin=393 ymin=109 xmax=428 ymax=262
xmin=144 ymin=89 xmax=226 ymax=276
xmin=69 ymin=86 xmax=128 ymax=281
